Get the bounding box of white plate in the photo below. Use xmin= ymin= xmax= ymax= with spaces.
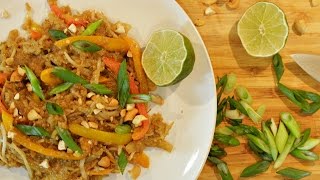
xmin=0 ymin=0 xmax=216 ymax=179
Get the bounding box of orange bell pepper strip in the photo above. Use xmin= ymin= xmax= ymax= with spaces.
xmin=103 ymin=57 xmax=121 ymax=74
xmin=12 ymin=128 xmax=85 ymax=160
xmin=54 ymin=36 xmax=129 ymax=52
xmin=2 ymin=110 xmax=13 ymax=131
xmin=132 ymin=152 xmax=150 ymax=168
xmin=69 ymin=124 xmax=132 ymax=145
xmin=48 ymin=1 xmax=88 ymax=26
xmin=0 ymin=73 xmax=7 ymax=85
xmin=30 ymin=31 xmax=42 ymax=40
xmin=123 ymin=37 xmax=149 ymax=94
xmin=87 ymin=169 xmax=113 ymax=176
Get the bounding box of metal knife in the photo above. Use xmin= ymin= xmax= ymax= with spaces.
xmin=290 ymin=54 xmax=320 ymax=82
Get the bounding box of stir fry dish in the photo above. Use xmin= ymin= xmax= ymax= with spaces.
xmin=0 ymin=0 xmax=173 ymax=179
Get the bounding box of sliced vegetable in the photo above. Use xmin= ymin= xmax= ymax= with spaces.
xmin=215 ymin=126 xmax=233 ymax=136
xmin=262 ymin=121 xmax=278 ymax=161
xmin=291 ymin=128 xmax=311 ymax=152
xmin=49 ymin=82 xmax=73 ymax=95
xmin=223 ymin=73 xmax=237 ymax=94
xmin=123 ymin=37 xmax=149 ymax=93
xmin=236 ymin=85 xmax=253 ymax=104
xmin=216 ymin=75 xmax=227 ymax=103
xmin=256 ymin=104 xmax=266 ymax=117
xmin=56 ymin=127 xmax=82 ymax=154
xmin=48 ymin=29 xmax=67 ymax=40
xmin=217 ymin=98 xmax=228 ymax=126
xmin=115 ymin=124 xmax=132 ymax=134
xmin=272 ymin=53 xmax=284 ymax=82
xmin=83 ymin=84 xmax=113 ymax=95
xmin=209 ymin=145 xmax=227 ymax=157
xmin=72 ymin=40 xmax=102 ymax=52
xmin=12 ymin=127 xmax=83 ymax=160
xmin=228 ymin=124 xmax=260 ymax=136
xmin=291 ymin=149 xmax=319 ymax=161
xmin=2 ymin=110 xmax=13 ymax=131
xmin=207 ymin=156 xmax=233 ymax=180
xmin=275 ymin=121 xmax=288 ymax=153
xmin=298 ymin=138 xmax=320 ymax=150
xmin=248 ymin=140 xmax=273 ymax=161
xmin=81 ymin=19 xmax=103 ymax=36
xmin=214 ymin=133 xmax=240 ymax=146
xmin=127 ymin=94 xmax=164 ymax=105
xmin=132 ymin=152 xmax=150 ymax=168
xmin=24 ymin=66 xmax=45 ymax=100
xmin=40 ymin=68 xmax=63 ymax=86
xmin=46 ymin=102 xmax=64 ymax=115
xmin=16 ymin=125 xmax=50 ymax=137
xmin=52 ymin=67 xmax=88 ymax=85
xmin=118 ymin=150 xmax=128 ymax=174
xmin=240 ymin=101 xmax=262 ymax=123
xmin=69 ymin=123 xmax=132 ymax=145
xmin=228 ymin=97 xmax=248 ymax=116
xmin=270 ymin=118 xmax=278 ymax=137
xmin=103 ymin=57 xmax=120 ymax=74
xmin=225 ymin=109 xmax=244 ymax=120
xmin=277 ymin=167 xmax=311 ymax=179
xmin=117 ymin=60 xmax=130 ymax=108
xmin=240 ymin=161 xmax=271 ymax=177
xmin=274 ymin=134 xmax=296 ymax=169
xmin=54 ymin=36 xmax=129 ymax=52
xmin=246 ymin=134 xmax=270 ymax=154
xmin=280 ymin=112 xmax=300 ymax=138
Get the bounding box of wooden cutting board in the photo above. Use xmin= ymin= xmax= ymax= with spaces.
xmin=176 ymin=0 xmax=320 ymax=179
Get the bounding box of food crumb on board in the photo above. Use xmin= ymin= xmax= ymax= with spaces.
xmin=194 ymin=18 xmax=206 ymax=27
xmin=0 ymin=9 xmax=10 ymax=19
xmin=204 ymin=7 xmax=216 ymax=16
xmin=293 ymin=13 xmax=308 ymax=36
xmin=311 ymin=0 xmax=320 ymax=7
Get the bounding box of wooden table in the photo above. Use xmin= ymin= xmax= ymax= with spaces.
xmin=176 ymin=0 xmax=320 ymax=179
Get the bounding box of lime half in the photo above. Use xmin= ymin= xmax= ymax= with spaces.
xmin=142 ymin=29 xmax=195 ymax=86
xmin=237 ymin=2 xmax=289 ymax=57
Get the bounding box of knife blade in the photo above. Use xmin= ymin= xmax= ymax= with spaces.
xmin=290 ymin=54 xmax=320 ymax=82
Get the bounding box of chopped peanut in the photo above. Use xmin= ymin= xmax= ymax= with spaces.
xmin=88 ymin=122 xmax=98 ymax=129
xmin=294 ymin=14 xmax=308 ymax=35
xmin=14 ymin=93 xmax=20 ymax=100
xmin=96 ymin=103 xmax=105 ymax=109
xmin=126 ymin=104 xmax=135 ymax=111
xmin=17 ymin=66 xmax=26 ymax=76
xmin=132 ymin=115 xmax=147 ymax=127
xmin=124 ymin=108 xmax=139 ymax=121
xmin=98 ymin=156 xmax=111 ymax=168
xmin=120 ymin=109 xmax=126 ymax=118
xmin=108 ymin=98 xmax=119 ymax=107
xmin=194 ymin=18 xmax=205 ymax=27
xmin=204 ymin=7 xmax=215 ymax=16
xmin=81 ymin=121 xmax=90 ymax=128
xmin=27 ymin=109 xmax=42 ymax=120
xmin=10 ymin=71 xmax=23 ymax=82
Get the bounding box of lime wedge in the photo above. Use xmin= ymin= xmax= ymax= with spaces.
xmin=237 ymin=2 xmax=289 ymax=57
xmin=142 ymin=29 xmax=195 ymax=86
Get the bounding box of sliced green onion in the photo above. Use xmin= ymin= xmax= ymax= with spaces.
xmin=115 ymin=124 xmax=132 ymax=134
xmin=246 ymin=134 xmax=270 ymax=154
xmin=84 ymin=84 xmax=113 ymax=95
xmin=117 ymin=150 xmax=128 ymax=174
xmin=295 ymin=90 xmax=320 ymax=103
xmin=280 ymin=112 xmax=300 ymax=138
xmin=272 ymin=53 xmax=284 ymax=82
xmin=240 ymin=161 xmax=270 ymax=177
xmin=228 ymin=97 xmax=248 ymax=116
xmin=227 ymin=119 xmax=242 ymax=126
xmin=72 ymin=40 xmax=102 ymax=52
xmin=236 ymin=85 xmax=252 ymax=105
xmin=225 ymin=109 xmax=244 ymax=120
xmin=209 ymin=145 xmax=226 ymax=157
xmin=52 ymin=67 xmax=89 ymax=85
xmin=46 ymin=102 xmax=64 ymax=115
xmin=240 ymin=101 xmax=262 ymax=123
xmin=117 ymin=60 xmax=130 ymax=108
xmin=256 ymin=104 xmax=266 ymax=117
xmin=223 ymin=73 xmax=237 ymax=94
xmin=24 ymin=66 xmax=45 ymax=100
xmin=291 ymin=149 xmax=319 ymax=161
xmin=298 ymin=138 xmax=320 ymax=150
xmin=248 ymin=140 xmax=273 ymax=161
xmin=214 ymin=133 xmax=240 ymax=146
xmin=49 ymin=82 xmax=73 ymax=95
xmin=275 ymin=121 xmax=288 ymax=153
xmin=262 ymin=121 xmax=278 ymax=161
xmin=49 ymin=29 xmax=68 ymax=40
xmin=81 ymin=19 xmax=103 ymax=36
xmin=215 ymin=126 xmax=233 ymax=136
xmin=127 ymin=94 xmax=164 ymax=105
xmin=216 ymin=75 xmax=227 ymax=103
xmin=16 ymin=125 xmax=50 ymax=137
xmin=270 ymin=118 xmax=278 ymax=137
xmin=277 ymin=167 xmax=311 ymax=180
xmin=56 ymin=126 xmax=82 ymax=154
xmin=291 ymin=128 xmax=311 ymax=152
xmin=228 ymin=124 xmax=260 ymax=136
xmin=207 ymin=157 xmax=233 ymax=180
xmin=274 ymin=134 xmax=296 ymax=169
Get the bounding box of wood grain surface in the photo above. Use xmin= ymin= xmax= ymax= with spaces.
xmin=176 ymin=0 xmax=320 ymax=179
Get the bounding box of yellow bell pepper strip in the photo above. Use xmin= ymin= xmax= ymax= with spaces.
xmin=40 ymin=68 xmax=63 ymax=86
xmin=123 ymin=37 xmax=149 ymax=94
xmin=2 ymin=110 xmax=13 ymax=132
xmin=54 ymin=36 xmax=129 ymax=52
xmin=69 ymin=124 xmax=132 ymax=145
xmin=12 ymin=127 xmax=85 ymax=160
xmin=0 ymin=97 xmax=8 ymax=113
xmin=87 ymin=169 xmax=113 ymax=176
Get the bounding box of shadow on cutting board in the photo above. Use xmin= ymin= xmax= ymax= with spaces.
xmin=228 ymin=22 xmax=271 ymax=73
